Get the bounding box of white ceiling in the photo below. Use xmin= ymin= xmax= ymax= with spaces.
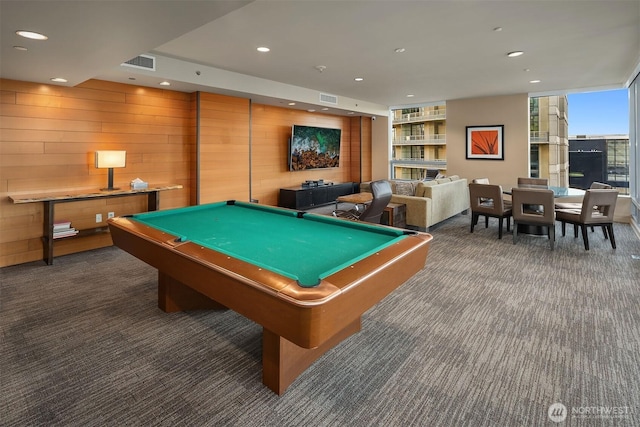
xmin=2 ymin=0 xmax=639 ymax=116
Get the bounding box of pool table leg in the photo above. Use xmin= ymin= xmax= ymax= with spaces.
xmin=262 ymin=317 xmax=361 ymax=395
xmin=158 ymin=272 xmax=227 ymax=313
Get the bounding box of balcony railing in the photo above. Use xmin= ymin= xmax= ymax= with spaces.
xmin=530 ymin=131 xmax=549 ymax=143
xmin=390 ymin=158 xmax=447 ymax=168
xmin=393 ymin=110 xmax=446 ymax=124
xmin=393 ymin=134 xmax=446 ymax=145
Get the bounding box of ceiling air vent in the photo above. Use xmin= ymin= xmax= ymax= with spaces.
xmin=319 ymin=93 xmax=338 ymax=105
xmin=121 ymin=54 xmax=156 ymax=71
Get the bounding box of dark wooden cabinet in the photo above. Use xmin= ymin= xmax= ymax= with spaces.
xmin=279 ymin=182 xmax=355 ymax=210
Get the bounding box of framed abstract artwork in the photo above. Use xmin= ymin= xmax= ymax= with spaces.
xmin=466 ymin=125 xmax=504 ymax=160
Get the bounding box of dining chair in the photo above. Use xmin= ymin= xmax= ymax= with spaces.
xmin=517 ymin=177 xmax=549 ymax=188
xmin=554 ymin=182 xmax=613 ymax=234
xmin=468 ymin=183 xmax=512 ymax=239
xmin=333 ymin=180 xmax=392 ymax=224
xmin=472 ymin=177 xmax=512 ymax=208
xmin=555 ymin=189 xmax=618 ymax=250
xmin=472 ymin=178 xmax=492 ymax=208
xmin=511 ymin=187 xmax=556 ymax=250
xmin=516 ymin=177 xmax=549 ymax=216
xmin=554 ymin=182 xmax=612 ymax=210
xmin=472 ymin=178 xmax=490 ymax=184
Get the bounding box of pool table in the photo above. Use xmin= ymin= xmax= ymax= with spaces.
xmin=108 ymin=201 xmax=432 ymax=394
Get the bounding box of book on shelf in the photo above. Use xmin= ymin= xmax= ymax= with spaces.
xmin=53 ymin=219 xmax=76 ymax=238
xmin=53 ymin=220 xmax=72 ymax=231
xmin=53 ymin=228 xmax=78 ymax=239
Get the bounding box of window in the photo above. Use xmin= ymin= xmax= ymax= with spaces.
xmin=607 ymin=138 xmax=630 ymax=194
xmin=530 ymin=145 xmax=540 ymax=178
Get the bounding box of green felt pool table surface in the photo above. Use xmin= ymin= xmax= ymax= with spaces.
xmin=130 ymin=201 xmax=408 ymax=287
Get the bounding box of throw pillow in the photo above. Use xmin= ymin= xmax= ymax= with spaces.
xmin=394 ymin=181 xmax=415 ymax=196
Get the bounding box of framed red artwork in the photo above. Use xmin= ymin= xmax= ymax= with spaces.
xmin=466 ymin=125 xmax=504 ymax=160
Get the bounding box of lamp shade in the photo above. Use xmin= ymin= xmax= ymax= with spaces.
xmin=95 ymin=150 xmax=126 ymax=168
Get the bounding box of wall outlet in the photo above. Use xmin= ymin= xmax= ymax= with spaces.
xmin=96 ymin=213 xmax=102 ymax=223
xmin=107 ymin=212 xmax=115 ymax=219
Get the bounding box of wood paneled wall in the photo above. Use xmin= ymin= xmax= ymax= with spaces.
xmin=0 ymin=79 xmax=194 ymax=266
xmin=348 ymin=116 xmax=374 ymax=183
xmin=250 ymin=104 xmax=356 ymax=206
xmin=197 ymin=92 xmax=251 ymax=203
xmin=362 ymin=118 xmax=373 ymax=182
xmin=0 ymin=79 xmax=372 ymax=267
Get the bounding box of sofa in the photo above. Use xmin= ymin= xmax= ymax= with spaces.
xmin=359 ymin=176 xmax=469 ymax=231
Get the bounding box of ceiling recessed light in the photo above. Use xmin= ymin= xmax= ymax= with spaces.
xmin=406 ymin=94 xmax=415 ymax=98
xmin=16 ymin=30 xmax=48 ymax=40
xmin=50 ymin=77 xmax=67 ymax=83
xmin=257 ymin=47 xmax=270 ymax=52
xmin=493 ymin=27 xmax=503 ymax=32
xmin=524 ymin=68 xmax=531 ymax=72
xmin=394 ymin=48 xmax=406 ymax=53
xmin=321 ymin=107 xmax=329 ymax=111
xmin=308 ymin=109 xmax=316 ymax=113
xmin=159 ymin=81 xmax=170 ymax=86
xmin=529 ymin=80 xmax=541 ymax=84
xmin=348 ymin=112 xmax=355 ymax=115
xmin=13 ymin=46 xmax=28 ymax=51
xmin=354 ymin=77 xmax=364 ymax=82
xmin=288 ymin=102 xmax=296 ymax=106
xmin=507 ymin=51 xmax=524 ymax=57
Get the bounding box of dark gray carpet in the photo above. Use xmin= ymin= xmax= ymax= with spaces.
xmin=2 ymin=214 xmax=639 ymax=426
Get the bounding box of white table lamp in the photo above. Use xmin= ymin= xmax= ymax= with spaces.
xmin=95 ymin=150 xmax=126 ymax=191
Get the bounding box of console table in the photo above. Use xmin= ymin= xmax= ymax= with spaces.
xmin=8 ymin=184 xmax=182 ymax=265
xmin=279 ymin=182 xmax=355 ymax=210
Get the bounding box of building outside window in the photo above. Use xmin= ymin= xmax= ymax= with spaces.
xmin=390 ymin=103 xmax=446 ymax=179
xmin=569 ymin=135 xmax=630 ymax=194
xmin=530 ymin=145 xmax=540 ymax=178
xmin=529 ymin=95 xmax=569 ymax=187
xmin=607 ymin=137 xmax=630 ymax=191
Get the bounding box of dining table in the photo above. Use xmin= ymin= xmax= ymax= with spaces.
xmin=504 ymin=185 xmax=586 ymax=236
xmin=503 ymin=185 xmax=585 ymax=198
